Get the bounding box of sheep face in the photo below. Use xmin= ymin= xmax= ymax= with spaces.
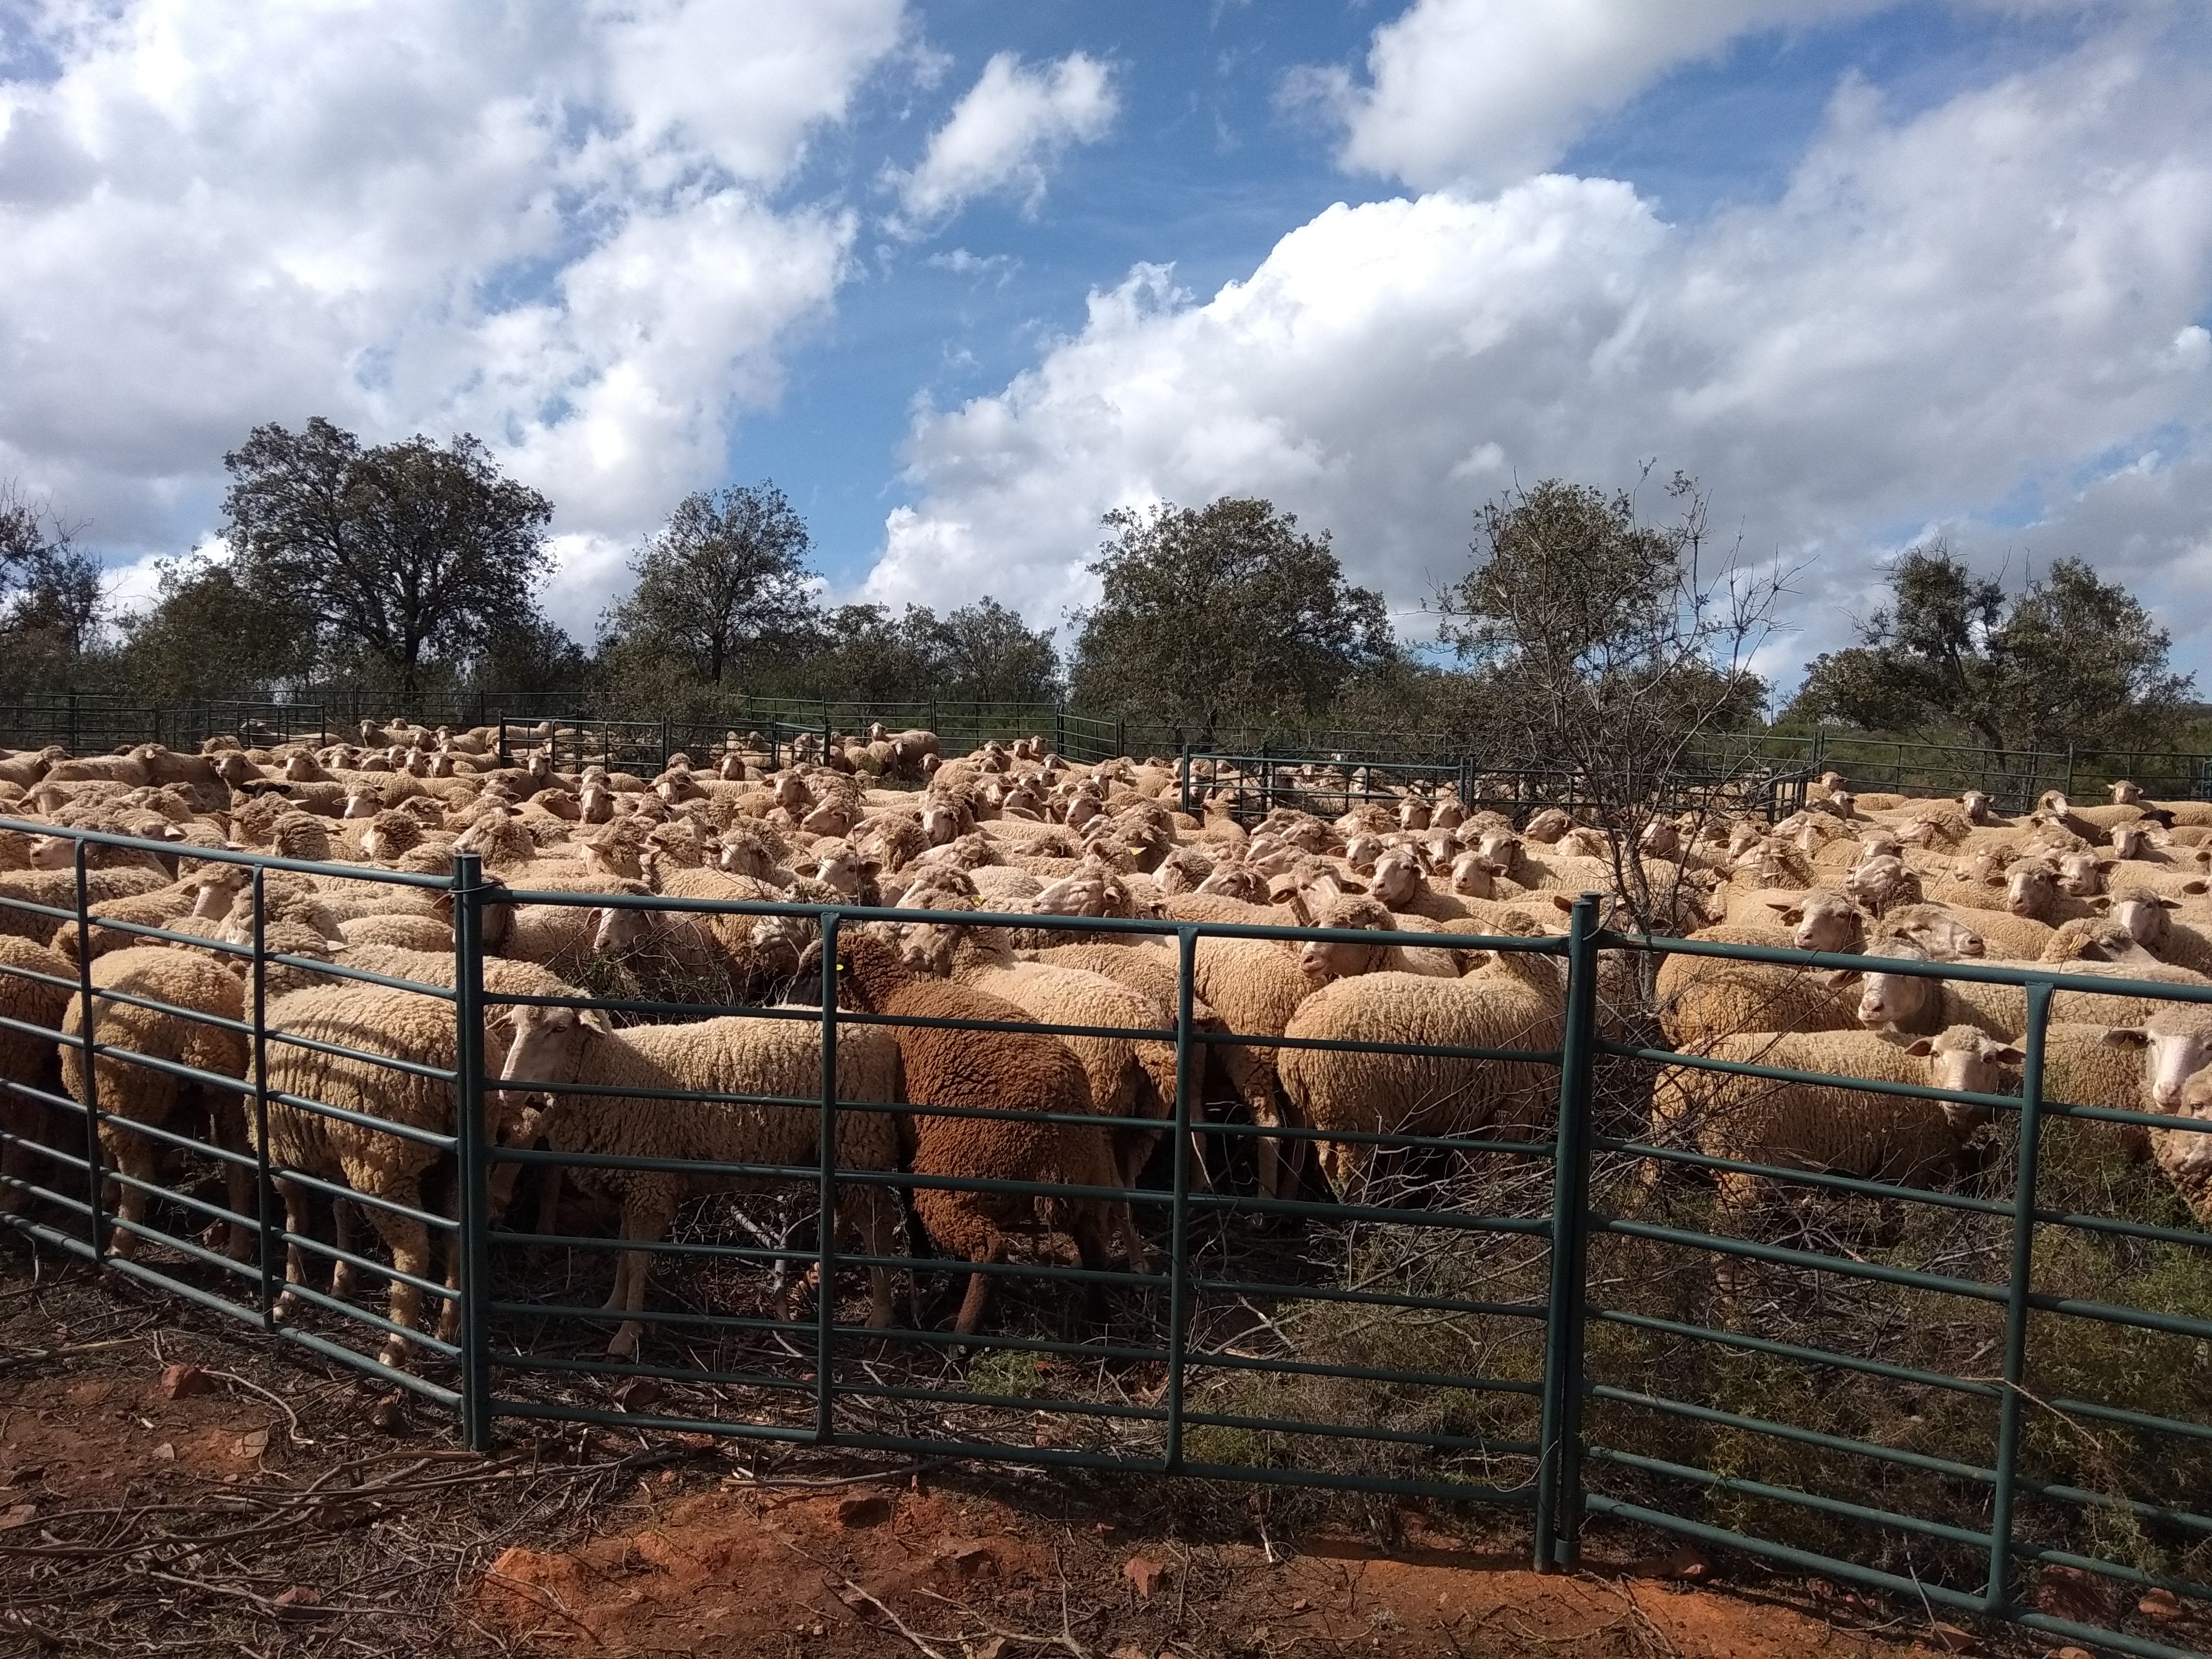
xmin=1844 ymin=854 xmax=1914 ymax=914
xmin=1431 ymin=799 xmax=1467 ymax=831
xmin=1958 ymin=789 xmax=1995 ymax=824
xmin=1368 ymin=848 xmax=1423 ymax=910
xmin=1639 ymin=820 xmax=1681 ymax=859
xmin=2110 ymin=779 xmax=2144 ymax=806
xmin=2168 ymin=1072 xmax=2212 ymax=1182
xmin=2004 ymin=861 xmax=2060 ymax=919
xmin=1342 ymin=833 xmax=1385 ymax=874
xmin=812 ymin=845 xmax=879 ymax=898
xmin=1851 ymin=942 xmax=1940 ymax=1031
xmin=494 ymin=1002 xmax=611 ymax=1125
xmin=898 ymin=920 xmax=959 ymax=976
xmin=2106 ymin=888 xmax=2179 ymax=950
xmin=1522 ymin=808 xmax=1571 ymax=844
xmin=2052 ymin=851 xmax=2115 ymax=897
xmin=27 ymin=834 xmax=73 ymax=872
xmin=1396 ymin=797 xmax=1431 ymax=833
xmin=1770 ymin=891 xmax=1865 ymax=954
xmin=1889 ymin=911 xmax=1985 ymax=960
xmin=1901 ymin=1027 xmax=2021 ymax=1129
xmin=2106 ymin=1009 xmax=2212 ymax=1110
xmin=1448 ymin=851 xmax=1496 ymax=898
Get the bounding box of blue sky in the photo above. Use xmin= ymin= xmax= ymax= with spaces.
xmin=3 ymin=1 xmax=2210 ymax=691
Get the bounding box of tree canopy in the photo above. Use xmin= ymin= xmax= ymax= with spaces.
xmin=1789 ymin=546 xmax=2193 ymax=754
xmin=220 ymin=417 xmax=555 ymax=692
xmin=1070 ymin=497 xmax=1393 ymax=730
xmin=601 ymin=484 xmax=816 ymax=686
xmin=1 ymin=481 xmax=105 ymax=695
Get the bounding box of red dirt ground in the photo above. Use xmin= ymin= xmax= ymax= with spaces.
xmin=0 ymin=1251 xmax=2125 ymax=1657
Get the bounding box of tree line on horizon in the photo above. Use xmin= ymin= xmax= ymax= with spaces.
xmin=0 ymin=416 xmax=2194 ymax=760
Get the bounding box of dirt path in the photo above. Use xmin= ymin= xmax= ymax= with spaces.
xmin=0 ymin=1249 xmax=2033 ymax=1657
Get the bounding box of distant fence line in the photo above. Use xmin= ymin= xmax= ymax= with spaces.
xmin=5 ymin=690 xmax=2208 ymax=814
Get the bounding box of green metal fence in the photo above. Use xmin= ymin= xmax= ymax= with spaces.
xmin=1181 ymin=749 xmax=1814 ymax=825
xmin=1 ymin=819 xmax=2207 ymax=1655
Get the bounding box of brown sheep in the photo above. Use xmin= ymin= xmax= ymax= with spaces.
xmin=815 ymin=930 xmax=1141 ymax=1337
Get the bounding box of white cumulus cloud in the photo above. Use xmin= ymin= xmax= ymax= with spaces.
xmin=0 ymin=0 xmax=908 ymax=630
xmin=887 ymin=51 xmax=1118 ymax=232
xmin=864 ymin=29 xmax=2212 ymax=680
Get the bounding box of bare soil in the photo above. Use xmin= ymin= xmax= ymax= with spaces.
xmin=0 ymin=1238 xmax=2056 ymax=1658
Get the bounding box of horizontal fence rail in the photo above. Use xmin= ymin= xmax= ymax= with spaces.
xmin=0 ymin=817 xmax=2207 ymax=1655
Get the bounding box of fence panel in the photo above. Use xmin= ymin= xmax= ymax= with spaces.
xmin=2 ymin=818 xmax=2207 ymax=1656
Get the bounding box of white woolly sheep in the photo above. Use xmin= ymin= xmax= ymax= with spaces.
xmin=1276 ymin=924 xmax=1566 ymax=1200
xmin=254 ymin=957 xmax=577 ymax=1365
xmin=1650 ymin=1025 xmax=2015 ymax=1205
xmin=0 ymin=936 xmax=73 ymax=1214
xmin=59 ymin=947 xmax=251 ymax=1261
xmin=493 ymin=1001 xmax=906 ymax=1356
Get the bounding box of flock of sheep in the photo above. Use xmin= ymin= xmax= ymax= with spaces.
xmin=0 ymin=718 xmax=2208 ymax=1380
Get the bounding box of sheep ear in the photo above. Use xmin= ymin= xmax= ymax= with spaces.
xmin=2097 ymin=858 xmax=2117 ymax=873
xmin=1823 ymin=968 xmax=1862 ymax=987
xmin=2188 ymin=880 xmax=2210 ymax=894
xmin=2159 ymin=897 xmax=2182 ymax=910
xmin=581 ymin=1009 xmax=615 ymax=1036
xmin=1903 ymin=1037 xmax=1936 ymax=1057
xmin=1989 ymin=1044 xmax=2026 ymax=1066
xmin=2103 ymin=1027 xmax=2148 ymax=1048
xmin=1983 ymin=874 xmax=2004 ymax=886
xmin=1550 ymin=894 xmax=1574 ymax=912
xmin=2090 ymin=896 xmax=2110 ymax=913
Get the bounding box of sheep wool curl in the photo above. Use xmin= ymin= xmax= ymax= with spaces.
xmin=494 ymin=1002 xmax=906 ymax=1357
xmin=59 ymin=946 xmax=252 ymax=1261
xmin=1653 ymin=942 xmax=1862 ymax=1053
xmin=1276 ymin=927 xmax=1567 ymax=1201
xmin=1 ymin=867 xmax=171 ymax=945
xmin=1649 ymin=1025 xmax=2016 ymax=1206
xmin=0 ymin=936 xmax=73 ymax=1214
xmin=819 ymin=931 xmax=1140 ymax=1337
xmin=254 ymin=957 xmax=579 ymax=1367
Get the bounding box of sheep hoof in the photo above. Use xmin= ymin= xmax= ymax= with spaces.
xmin=606 ymin=1325 xmax=642 ymax=1360
xmin=375 ymin=1336 xmax=414 ymax=1371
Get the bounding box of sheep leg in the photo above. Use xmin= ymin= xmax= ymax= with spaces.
xmin=837 ymin=1187 xmax=902 ymax=1329
xmin=330 ymin=1198 xmax=360 ymax=1300
xmin=270 ymin=1176 xmax=314 ymax=1321
xmin=607 ymin=1200 xmax=674 ymax=1360
xmin=346 ymin=1176 xmax=430 ymax=1369
xmin=951 ymin=1231 xmax=1008 ymax=1338
xmin=208 ymin=1104 xmax=256 ymax=1263
xmin=100 ymin=1123 xmax=157 ymax=1262
xmin=1069 ymin=1207 xmax=1115 ymax=1326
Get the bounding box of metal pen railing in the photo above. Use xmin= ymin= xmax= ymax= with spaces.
xmin=0 ymin=817 xmax=2206 ymax=1655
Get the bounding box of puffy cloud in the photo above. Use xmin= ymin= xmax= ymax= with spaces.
xmin=887 ymin=51 xmax=1117 ymax=232
xmin=1295 ymin=0 xmax=1896 ymax=191
xmin=865 ymin=31 xmax=2212 ymax=677
xmin=0 ymin=0 xmax=906 ymax=596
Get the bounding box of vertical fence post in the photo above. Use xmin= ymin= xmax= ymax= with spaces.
xmin=73 ymin=844 xmax=104 ymax=1261
xmin=450 ymin=852 xmax=494 ymax=1452
xmin=815 ymin=909 xmax=841 ymax=1445
xmin=1162 ymin=926 xmax=1197 ymax=1473
xmin=1055 ymin=699 xmax=1066 ymax=760
xmin=1116 ymin=719 xmax=1125 ymax=762
xmin=1179 ymin=743 xmax=1193 ymax=816
xmin=1984 ymin=979 xmax=2051 ymax=1614
xmin=1534 ymin=894 xmax=1601 ymax=1570
xmin=249 ymin=867 xmax=279 ymax=1325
